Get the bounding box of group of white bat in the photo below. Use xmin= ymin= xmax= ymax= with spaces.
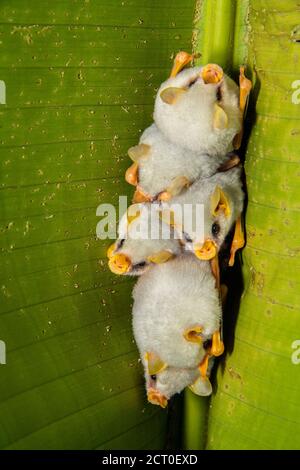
xmin=107 ymin=52 xmax=252 ymax=408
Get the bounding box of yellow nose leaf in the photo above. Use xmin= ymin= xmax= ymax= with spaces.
xmin=108 ymin=253 xmax=131 ymax=275
xmin=147 ymin=388 xmax=168 ymax=408
xmin=194 ymin=239 xmax=217 ymax=261
xmin=213 ymin=103 xmax=228 ymax=129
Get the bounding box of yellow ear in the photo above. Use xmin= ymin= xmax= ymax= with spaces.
xmin=126 ymin=204 xmax=141 ymax=226
xmin=159 ymin=208 xmax=177 ymax=227
xmin=147 ymin=250 xmax=174 ymax=264
xmin=160 ymin=87 xmax=187 ymax=105
xmin=145 ymin=352 xmax=168 ymax=375
xmin=183 ymin=325 xmax=203 ymax=343
xmin=213 ymin=103 xmax=228 ymax=129
xmin=106 ymin=242 xmax=116 ymax=259
xmin=189 ymin=376 xmax=212 ymax=396
xmin=128 ymin=143 xmax=150 ymax=162
xmin=210 ymin=186 xmax=231 ymax=217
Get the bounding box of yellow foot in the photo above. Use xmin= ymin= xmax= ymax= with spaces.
xmin=233 ymin=66 xmax=252 ymax=149
xmin=229 ymin=216 xmax=245 ymax=267
xmin=158 ymin=175 xmax=190 ymax=202
xmin=132 ymin=187 xmax=151 ymax=203
xmin=239 ymin=66 xmax=252 ymax=113
xmin=170 ymin=51 xmax=197 ymax=78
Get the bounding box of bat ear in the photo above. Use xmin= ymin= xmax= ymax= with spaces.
xmin=159 ymin=208 xmax=175 ymax=226
xmin=213 ymin=103 xmax=228 ymax=129
xmin=159 ymin=207 xmax=183 ymax=230
xmin=183 ymin=325 xmax=203 ymax=343
xmin=210 ymin=186 xmax=231 ymax=217
xmin=128 ymin=143 xmax=150 ymax=162
xmin=189 ymin=376 xmax=212 ymax=396
xmin=145 ymin=352 xmax=168 ymax=375
xmin=147 ymin=250 xmax=174 ymax=264
xmin=126 ymin=203 xmax=141 ymax=225
xmin=160 ymin=87 xmax=187 ymax=105
xmin=106 ymin=242 xmax=116 ymax=259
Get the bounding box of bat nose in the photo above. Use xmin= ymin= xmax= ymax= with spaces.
xmin=108 ymin=253 xmax=131 ymax=275
xmin=147 ymin=388 xmax=168 ymax=409
xmin=201 ymin=64 xmax=223 ymax=84
xmin=194 ymin=239 xmax=217 ymax=260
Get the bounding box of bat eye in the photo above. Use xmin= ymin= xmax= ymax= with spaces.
xmin=203 ymin=339 xmax=212 ymax=350
xmin=187 ymin=77 xmax=198 ymax=88
xmin=211 ymin=222 xmax=220 ymax=237
xmin=134 ymin=261 xmax=147 ymax=269
xmin=183 ymin=231 xmax=192 ymax=243
xmin=119 ymin=238 xmax=125 ymax=248
xmin=150 ymin=375 xmax=157 ymax=381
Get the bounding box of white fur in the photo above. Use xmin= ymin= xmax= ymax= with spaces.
xmin=154 ymin=66 xmax=241 ymax=155
xmin=132 ymin=254 xmax=221 ymax=399
xmin=137 ymin=124 xmax=227 ymax=198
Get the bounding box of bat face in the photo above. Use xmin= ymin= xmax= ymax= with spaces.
xmin=107 ymin=203 xmax=182 ymax=275
xmin=145 ymin=365 xmax=199 ymax=407
xmin=160 ymin=167 xmax=244 ymax=262
xmin=154 ymin=65 xmax=241 ymax=155
xmin=183 ymin=201 xmax=231 ymax=261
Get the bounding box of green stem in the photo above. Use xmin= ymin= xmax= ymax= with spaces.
xmin=183 ymin=389 xmax=208 ymax=450
xmin=195 ymin=0 xmax=237 ymax=70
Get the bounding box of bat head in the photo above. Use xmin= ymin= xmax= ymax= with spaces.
xmin=154 ymin=64 xmax=241 ymax=156
xmin=107 ymin=203 xmax=182 ymax=275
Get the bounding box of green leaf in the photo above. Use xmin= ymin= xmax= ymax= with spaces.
xmin=191 ymin=0 xmax=300 ymax=450
xmin=0 ymin=0 xmax=195 ymax=450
